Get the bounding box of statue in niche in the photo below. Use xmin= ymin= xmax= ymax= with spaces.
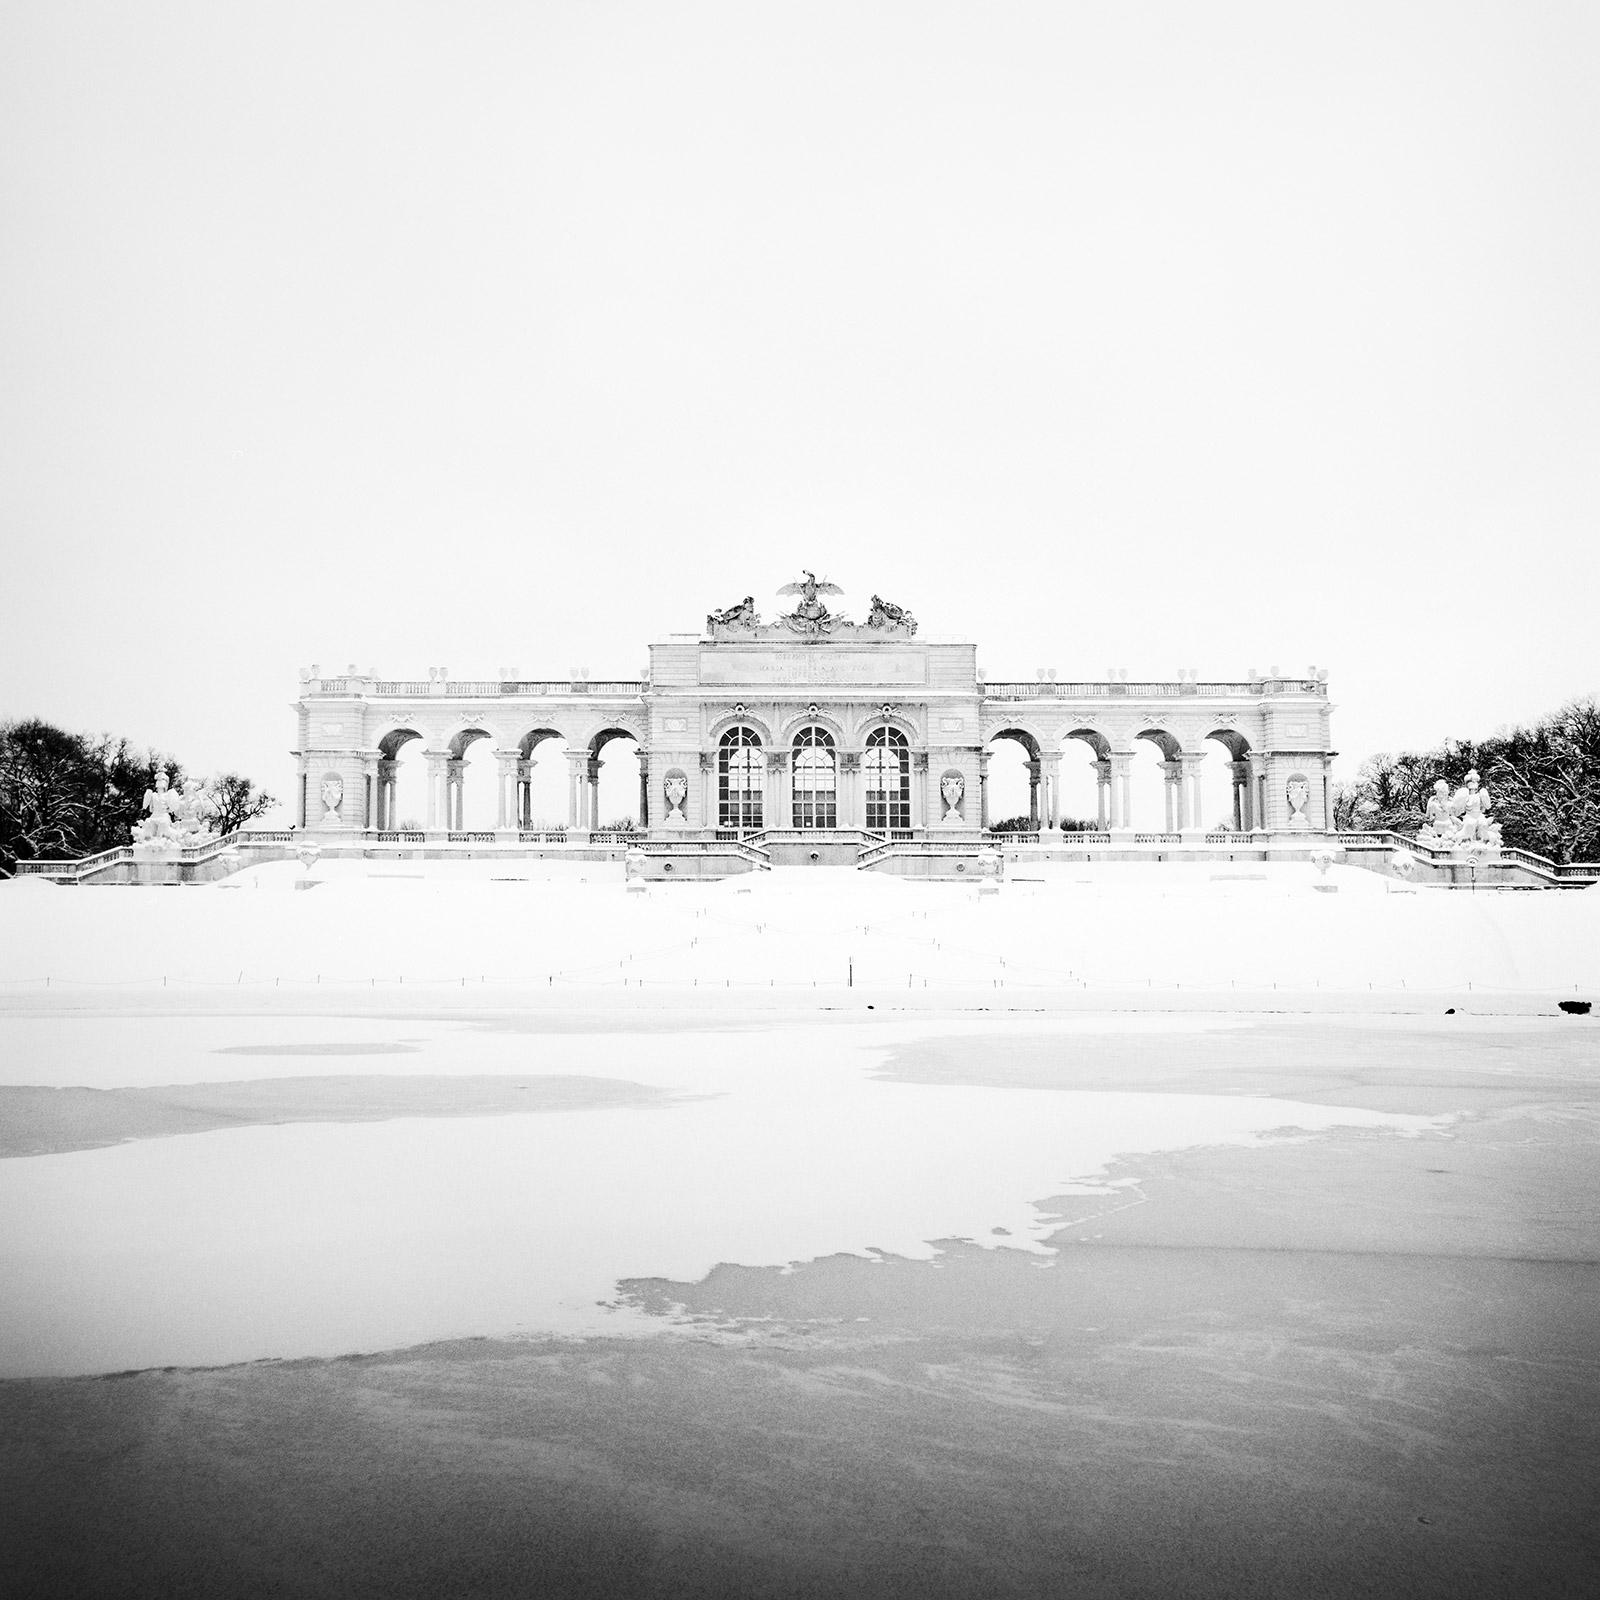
xmin=706 ymin=596 xmax=758 ymax=635
xmin=662 ymin=768 xmax=689 ymax=827
xmin=866 ymin=594 xmax=918 ymax=634
xmin=132 ymin=768 xmax=181 ymax=845
xmin=1285 ymin=774 xmax=1311 ymax=830
xmin=321 ymin=776 xmax=344 ymax=820
xmin=940 ymin=770 xmax=965 ymax=822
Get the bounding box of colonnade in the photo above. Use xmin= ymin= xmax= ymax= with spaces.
xmin=345 ymin=737 xmax=1306 ymax=836
xmin=368 ymin=743 xmax=649 ymax=833
xmin=984 ymin=744 xmax=1263 ymax=833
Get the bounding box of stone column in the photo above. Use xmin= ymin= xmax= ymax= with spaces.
xmin=423 ymin=751 xmax=449 ymax=833
xmin=517 ymin=758 xmax=533 ymax=829
xmin=1094 ymin=759 xmax=1112 ymax=830
xmin=449 ymin=759 xmax=468 ymax=831
xmin=377 ymin=759 xmax=397 ymax=831
xmin=1231 ymin=760 xmax=1251 ymax=831
xmin=836 ymin=752 xmax=857 ymax=829
xmin=493 ymin=751 xmax=519 ymax=838
xmin=911 ymin=751 xmax=929 ymax=829
xmin=566 ymin=751 xmax=588 ymax=835
xmin=1179 ymin=753 xmax=1207 ymax=836
xmin=1248 ymin=754 xmax=1270 ymax=832
xmin=637 ymin=747 xmax=650 ymax=830
xmin=978 ymin=749 xmax=990 ymax=829
xmin=586 ymin=755 xmax=604 ymax=831
xmin=1025 ymin=759 xmax=1042 ymax=828
xmin=766 ymin=749 xmax=788 ymax=831
xmin=1040 ymin=753 xmax=1061 ymax=830
xmin=1109 ymin=752 xmax=1134 ymax=832
xmin=360 ymin=754 xmax=380 ymax=831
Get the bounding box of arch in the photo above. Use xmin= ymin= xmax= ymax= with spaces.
xmin=1059 ymin=727 xmax=1113 ymax=830
xmin=590 ymin=726 xmax=643 ymax=832
xmin=986 ymin=725 xmax=1043 ymax=761
xmin=519 ymin=726 xmax=566 ymax=758
xmin=1126 ymin=728 xmax=1184 ymax=832
xmin=447 ymin=726 xmax=495 ymax=760
xmin=1063 ymin=726 xmax=1111 ymax=760
xmin=864 ymin=726 xmax=911 ymax=831
xmin=588 ymin=725 xmax=640 ymax=758
xmin=374 ymin=728 xmax=424 ymax=831
xmin=378 ymin=727 xmax=423 ymax=760
xmin=445 ymin=727 xmax=496 ymax=830
xmin=779 ymin=707 xmax=848 ymax=745
xmin=791 ymin=726 xmax=838 ymax=829
xmin=984 ymin=726 xmax=1043 ymax=829
xmin=851 ymin=710 xmax=919 ymax=745
xmin=707 ymin=710 xmax=775 ymax=746
xmin=718 ymin=725 xmax=764 ymax=830
xmin=511 ymin=728 xmax=571 ymax=829
xmin=1133 ymin=726 xmax=1183 ymax=760
xmin=1204 ymin=728 xmax=1256 ymax=831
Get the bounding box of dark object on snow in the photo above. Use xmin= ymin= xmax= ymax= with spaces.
xmin=1558 ymin=1000 xmax=1592 ymax=1015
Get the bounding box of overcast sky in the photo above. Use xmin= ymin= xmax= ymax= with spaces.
xmin=3 ymin=2 xmax=1596 ymax=817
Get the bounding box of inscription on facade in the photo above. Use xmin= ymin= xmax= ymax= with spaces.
xmin=699 ymin=650 xmax=927 ymax=686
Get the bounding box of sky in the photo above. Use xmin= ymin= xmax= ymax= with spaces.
xmin=3 ymin=2 xmax=1597 ymax=823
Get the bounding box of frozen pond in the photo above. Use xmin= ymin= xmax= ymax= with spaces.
xmin=0 ymin=1013 xmax=1444 ymax=1375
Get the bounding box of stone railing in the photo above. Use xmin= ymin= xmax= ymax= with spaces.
xmin=9 ymin=827 xmax=296 ymax=881
xmin=12 ymin=846 xmax=134 ymax=879
xmin=982 ymin=679 xmax=1324 ymax=701
xmin=638 ymin=838 xmax=771 ymax=868
xmin=857 ymin=837 xmax=993 ymax=867
xmin=365 ymin=679 xmax=647 ymax=698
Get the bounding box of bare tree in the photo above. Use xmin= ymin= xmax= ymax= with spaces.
xmin=209 ymin=773 xmax=277 ymax=837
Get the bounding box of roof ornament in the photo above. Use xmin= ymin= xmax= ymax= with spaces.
xmin=776 ymin=570 xmax=846 ymax=637
xmin=703 ymin=574 xmax=917 ymax=640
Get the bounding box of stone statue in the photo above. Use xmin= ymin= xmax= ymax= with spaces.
xmin=777 ymin=570 xmax=846 ymax=636
xmin=1285 ymin=774 xmax=1311 ymax=830
xmin=940 ymin=770 xmax=965 ymax=822
xmin=1416 ymin=771 xmax=1502 ymax=853
xmin=706 ymin=596 xmax=758 ymax=634
xmin=132 ymin=768 xmax=181 ymax=845
xmin=1452 ymin=769 xmax=1502 ymax=850
xmin=1417 ymin=780 xmax=1456 ymax=848
xmin=662 ymin=768 xmax=689 ymax=827
xmin=173 ymin=777 xmax=217 ymax=845
xmin=866 ymin=594 xmax=918 ymax=634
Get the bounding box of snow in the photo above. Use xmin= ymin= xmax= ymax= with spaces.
xmin=2 ymin=857 xmax=1596 ymax=994
xmin=0 ymin=862 xmax=1592 ymax=1376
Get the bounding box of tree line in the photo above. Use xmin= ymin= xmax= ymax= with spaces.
xmin=1334 ymin=696 xmax=1600 ymax=864
xmin=0 ymin=719 xmax=276 ymax=874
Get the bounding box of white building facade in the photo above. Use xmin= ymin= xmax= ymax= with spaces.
xmin=292 ymin=580 xmax=1336 ymax=843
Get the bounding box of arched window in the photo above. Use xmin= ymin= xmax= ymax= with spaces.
xmin=792 ymin=727 xmax=837 ymax=829
xmin=864 ymin=726 xmax=910 ymax=830
xmin=718 ymin=727 xmax=764 ymax=830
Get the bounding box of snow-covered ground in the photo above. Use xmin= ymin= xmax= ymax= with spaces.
xmin=0 ymin=863 xmax=1592 ymax=1377
xmin=2 ymin=857 xmax=1597 ymax=994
